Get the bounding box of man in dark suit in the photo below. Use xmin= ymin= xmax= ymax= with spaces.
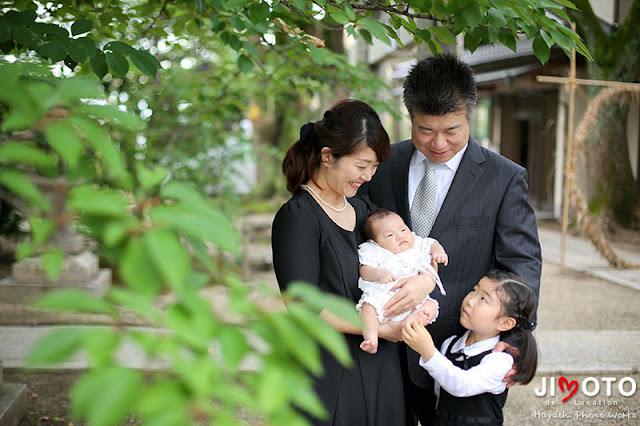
xmin=357 ymin=53 xmax=542 ymax=425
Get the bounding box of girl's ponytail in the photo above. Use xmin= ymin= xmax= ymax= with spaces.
xmin=282 ymin=122 xmax=320 ymax=194
xmin=487 ymin=270 xmax=539 ymax=385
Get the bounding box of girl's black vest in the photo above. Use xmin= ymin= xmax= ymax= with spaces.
xmin=434 ymin=336 xmax=509 ymax=425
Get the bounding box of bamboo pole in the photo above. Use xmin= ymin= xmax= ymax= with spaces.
xmin=560 ymin=30 xmax=577 ymax=271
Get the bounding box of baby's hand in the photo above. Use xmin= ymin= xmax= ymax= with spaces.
xmin=432 ymin=251 xmax=448 ymax=266
xmin=377 ymin=270 xmax=397 ymax=283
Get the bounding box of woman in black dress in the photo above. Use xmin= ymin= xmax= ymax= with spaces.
xmin=272 ymin=99 xmax=434 ymax=425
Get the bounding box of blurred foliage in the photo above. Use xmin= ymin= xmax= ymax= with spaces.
xmin=0 ymin=61 xmax=360 ymax=425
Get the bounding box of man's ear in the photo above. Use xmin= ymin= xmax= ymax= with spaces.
xmin=320 ymin=147 xmax=333 ymax=165
xmin=497 ymin=316 xmax=516 ymax=332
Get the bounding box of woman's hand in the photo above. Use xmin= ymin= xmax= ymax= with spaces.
xmin=378 ymin=320 xmax=404 ymax=342
xmin=383 ymin=274 xmax=436 ymax=318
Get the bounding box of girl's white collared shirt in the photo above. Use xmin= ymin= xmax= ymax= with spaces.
xmin=418 ymin=329 xmax=514 ymax=399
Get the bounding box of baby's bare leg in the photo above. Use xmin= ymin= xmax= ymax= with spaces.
xmin=360 ymin=303 xmax=380 ymax=354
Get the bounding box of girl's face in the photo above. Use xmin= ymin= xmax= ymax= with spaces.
xmin=322 ymin=145 xmax=379 ymax=198
xmin=371 ymin=213 xmax=415 ymax=254
xmin=460 ymin=277 xmax=514 ymax=344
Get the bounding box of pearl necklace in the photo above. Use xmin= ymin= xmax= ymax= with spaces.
xmin=301 ymin=184 xmax=348 ymax=212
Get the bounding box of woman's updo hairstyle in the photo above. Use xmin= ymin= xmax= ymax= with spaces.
xmin=282 ymin=99 xmax=390 ymax=194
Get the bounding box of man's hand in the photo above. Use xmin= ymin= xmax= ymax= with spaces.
xmin=493 ymin=341 xmax=519 ymax=388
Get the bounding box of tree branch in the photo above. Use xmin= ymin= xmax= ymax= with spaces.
xmin=348 ymin=1 xmax=453 ymax=25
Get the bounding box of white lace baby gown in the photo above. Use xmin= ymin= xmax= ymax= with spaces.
xmin=356 ymin=234 xmax=446 ymax=323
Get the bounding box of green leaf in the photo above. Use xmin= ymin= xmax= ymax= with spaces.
xmin=267 ymin=313 xmax=323 ymax=376
xmin=487 ymin=7 xmax=508 ymax=27
xmin=68 ymin=37 xmax=96 ymax=63
xmin=428 ymin=26 xmax=455 ymax=44
xmin=67 ymin=184 xmax=130 ymax=217
xmin=71 ymin=367 xmax=143 ymax=426
xmin=0 ymin=170 xmax=51 ymax=211
xmin=286 ymin=282 xmax=361 ymax=327
xmin=461 ymin=2 xmax=483 ymax=29
xmin=149 ymin=205 xmax=240 ymax=254
xmin=104 ymin=40 xmax=137 ymax=55
xmin=41 ymin=247 xmax=64 ymax=282
xmin=43 ymin=121 xmax=84 ymax=168
xmin=248 ymin=1 xmax=270 ymax=22
xmin=35 ymin=289 xmax=115 ymax=314
xmin=103 ymin=220 xmax=132 ymax=247
xmin=256 ymin=365 xmax=291 ymax=415
xmin=287 ymin=304 xmax=352 ymax=367
xmin=144 ymin=229 xmax=191 ymax=292
xmin=218 ymin=327 xmax=250 ymax=369
xmin=71 ymin=18 xmax=93 ymax=36
xmin=77 ymin=105 xmax=144 ymax=130
xmin=69 ymin=117 xmax=129 ymax=182
xmin=464 ymin=32 xmax=481 ymax=53
xmin=58 ymin=77 xmax=102 ymax=102
xmin=288 ymin=375 xmax=326 ymax=418
xmin=327 ymin=7 xmax=349 ymax=25
xmin=532 ymin=35 xmax=550 ymax=64
xmin=498 ymin=30 xmax=517 ymax=52
xmin=109 ymin=288 xmax=162 ymax=323
xmin=90 ymin=54 xmax=108 ymax=80
xmin=119 ymin=238 xmax=164 ymax=295
xmin=27 ymin=327 xmax=87 ymax=366
xmin=129 ymin=49 xmax=160 ymax=77
xmin=137 ymin=380 xmax=189 ymax=423
xmin=0 ymin=25 xmax=11 ymax=43
xmin=28 ymin=216 xmax=54 ymax=245
xmin=105 ymin=51 xmax=129 ymax=76
xmin=134 ymin=163 xmax=168 ymax=190
xmin=553 ymin=0 xmax=578 ymax=9
xmin=237 ymin=54 xmax=254 ymax=73
xmin=12 ymin=27 xmax=33 ymax=47
xmin=83 ymin=328 xmax=120 ymax=367
xmin=0 ymin=142 xmax=57 ymax=169
xmin=359 ymin=17 xmax=390 ymax=45
xmin=40 ymin=40 xmax=67 ymax=62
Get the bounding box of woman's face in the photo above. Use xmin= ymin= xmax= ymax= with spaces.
xmin=323 ymin=145 xmax=380 ymax=198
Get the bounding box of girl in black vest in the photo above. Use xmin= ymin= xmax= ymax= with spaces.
xmin=402 ymin=270 xmax=538 ymax=425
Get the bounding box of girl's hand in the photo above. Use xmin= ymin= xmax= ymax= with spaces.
xmin=401 ymin=320 xmax=436 ymax=361
xmin=378 ymin=320 xmax=404 ymax=342
xmin=384 ymin=274 xmax=435 ymax=317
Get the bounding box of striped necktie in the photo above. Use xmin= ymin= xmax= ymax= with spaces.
xmin=410 ymin=158 xmax=437 ymax=237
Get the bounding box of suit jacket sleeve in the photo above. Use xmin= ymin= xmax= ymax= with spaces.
xmin=493 ymin=166 xmax=542 ymax=315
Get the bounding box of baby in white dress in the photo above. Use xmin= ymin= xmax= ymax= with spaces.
xmin=357 ymin=208 xmax=447 ymax=354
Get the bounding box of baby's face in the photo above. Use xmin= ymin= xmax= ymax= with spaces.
xmin=372 ymin=214 xmax=415 ymax=254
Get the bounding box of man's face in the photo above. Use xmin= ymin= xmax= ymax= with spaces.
xmin=410 ymin=110 xmax=470 ymax=163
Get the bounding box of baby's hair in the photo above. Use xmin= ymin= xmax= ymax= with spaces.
xmin=363 ymin=208 xmax=398 ymax=240
xmin=487 ymin=269 xmax=538 ymax=385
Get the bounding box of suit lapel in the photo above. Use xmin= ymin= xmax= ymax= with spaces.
xmin=432 ymin=138 xmax=485 ymax=236
xmin=392 ymin=140 xmax=414 ymax=224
